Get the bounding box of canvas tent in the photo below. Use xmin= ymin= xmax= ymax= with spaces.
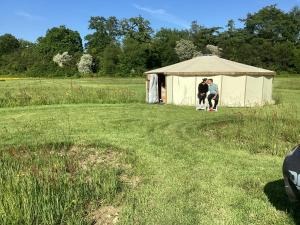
xmin=145 ymin=56 xmax=276 ymax=107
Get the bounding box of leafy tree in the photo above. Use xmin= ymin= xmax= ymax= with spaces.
xmin=85 ymin=16 xmax=122 ymax=73
xmin=273 ymin=41 xmax=294 ymax=71
xmin=289 ymin=6 xmax=300 ymax=43
xmin=293 ymin=46 xmax=300 ymax=72
xmin=117 ymin=16 xmax=154 ymax=75
xmin=118 ymin=38 xmax=150 ymax=75
xmin=227 ymin=19 xmax=236 ymax=33
xmin=102 ymin=44 xmax=121 ymax=75
xmin=190 ymin=21 xmax=221 ymax=52
xmin=0 ymin=34 xmax=20 ymax=56
xmin=85 ymin=16 xmax=120 ymax=55
xmin=152 ymin=28 xmax=189 ymax=67
xmin=175 ymin=39 xmax=201 ymax=61
xmin=242 ymin=5 xmax=298 ymax=42
xmin=206 ymin=45 xmax=222 ymax=56
xmin=37 ymin=26 xmax=83 ymax=56
xmin=121 ymin=16 xmax=153 ymax=43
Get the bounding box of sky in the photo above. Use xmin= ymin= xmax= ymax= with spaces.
xmin=0 ymin=0 xmax=299 ymax=42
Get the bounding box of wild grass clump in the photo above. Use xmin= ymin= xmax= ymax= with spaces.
xmin=0 ymin=143 xmax=133 ymax=225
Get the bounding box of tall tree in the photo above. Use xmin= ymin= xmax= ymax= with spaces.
xmin=190 ymin=21 xmax=221 ymax=52
xmin=118 ymin=16 xmax=154 ymax=75
xmin=0 ymin=34 xmax=20 ymax=56
xmin=85 ymin=16 xmax=120 ymax=55
xmin=102 ymin=43 xmax=121 ymax=75
xmin=121 ymin=16 xmax=153 ymax=43
xmin=37 ymin=26 xmax=83 ymax=56
xmin=242 ymin=5 xmax=298 ymax=42
xmin=152 ymin=28 xmax=189 ymax=66
xmin=289 ymin=6 xmax=300 ymax=43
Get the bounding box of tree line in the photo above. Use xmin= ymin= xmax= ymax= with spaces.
xmin=1 ymin=5 xmax=300 ymax=77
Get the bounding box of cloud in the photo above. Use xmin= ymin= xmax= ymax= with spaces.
xmin=15 ymin=11 xmax=43 ymax=21
xmin=133 ymin=4 xmax=189 ymax=28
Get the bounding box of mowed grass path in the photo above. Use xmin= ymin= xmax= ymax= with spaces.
xmin=0 ymin=77 xmax=300 ymax=224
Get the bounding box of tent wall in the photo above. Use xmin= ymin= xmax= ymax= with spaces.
xmin=262 ymin=76 xmax=273 ymax=104
xmin=173 ymin=76 xmax=196 ymax=105
xmin=153 ymin=74 xmax=273 ymax=107
xmin=166 ymin=76 xmax=173 ymax=104
xmin=221 ymin=76 xmax=246 ymax=107
xmin=245 ymin=76 xmax=264 ymax=107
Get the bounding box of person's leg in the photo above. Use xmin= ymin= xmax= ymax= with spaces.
xmin=202 ymin=94 xmax=206 ymax=105
xmin=213 ymin=95 xmax=219 ymax=109
xmin=200 ymin=95 xmax=205 ymax=105
xmin=208 ymin=94 xmax=213 ymax=108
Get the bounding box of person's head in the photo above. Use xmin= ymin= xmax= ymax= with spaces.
xmin=202 ymin=78 xmax=207 ymax=83
xmin=207 ymin=79 xmax=213 ymax=85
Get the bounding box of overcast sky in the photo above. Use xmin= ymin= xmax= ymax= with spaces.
xmin=0 ymin=0 xmax=299 ymax=42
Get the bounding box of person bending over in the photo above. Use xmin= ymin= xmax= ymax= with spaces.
xmin=198 ymin=78 xmax=208 ymax=107
xmin=207 ymin=79 xmax=219 ymax=111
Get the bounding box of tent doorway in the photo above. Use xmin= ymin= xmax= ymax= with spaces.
xmin=158 ymin=74 xmax=167 ymax=103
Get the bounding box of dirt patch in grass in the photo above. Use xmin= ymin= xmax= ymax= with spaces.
xmin=91 ymin=206 xmax=120 ymax=225
xmin=67 ymin=145 xmax=126 ymax=170
xmin=119 ymin=174 xmax=141 ymax=189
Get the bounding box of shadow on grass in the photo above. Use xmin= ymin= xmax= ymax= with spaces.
xmin=264 ymin=179 xmax=300 ymax=225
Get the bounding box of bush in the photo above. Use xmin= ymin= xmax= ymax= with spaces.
xmin=27 ymin=62 xmax=78 ymax=77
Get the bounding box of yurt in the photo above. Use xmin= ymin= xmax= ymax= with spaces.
xmin=145 ymin=56 xmax=275 ymax=107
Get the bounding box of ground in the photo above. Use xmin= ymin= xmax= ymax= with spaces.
xmin=0 ymin=76 xmax=299 ymax=224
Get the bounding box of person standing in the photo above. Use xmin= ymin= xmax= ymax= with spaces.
xmin=207 ymin=79 xmax=219 ymax=111
xmin=198 ymin=78 xmax=208 ymax=109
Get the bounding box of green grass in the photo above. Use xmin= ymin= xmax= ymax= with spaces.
xmin=0 ymin=76 xmax=299 ymax=224
xmin=0 ymin=78 xmax=145 ymax=107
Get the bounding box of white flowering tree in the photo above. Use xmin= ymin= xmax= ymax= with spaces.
xmin=53 ymin=52 xmax=72 ymax=67
xmin=77 ymin=54 xmax=93 ymax=74
xmin=175 ymin=39 xmax=202 ymax=61
xmin=206 ymin=45 xmax=222 ymax=56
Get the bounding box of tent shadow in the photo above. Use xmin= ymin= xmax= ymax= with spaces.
xmin=264 ymin=179 xmax=300 ymax=225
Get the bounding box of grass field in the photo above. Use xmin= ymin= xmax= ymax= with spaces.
xmin=0 ymin=76 xmax=299 ymax=224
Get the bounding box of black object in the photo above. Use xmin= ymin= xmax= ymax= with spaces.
xmin=283 ymin=145 xmax=300 ymax=202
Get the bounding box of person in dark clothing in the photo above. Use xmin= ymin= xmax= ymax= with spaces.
xmin=283 ymin=144 xmax=300 ymax=202
xmin=198 ymin=78 xmax=208 ymax=106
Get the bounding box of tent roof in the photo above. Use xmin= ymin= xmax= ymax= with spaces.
xmin=145 ymin=56 xmax=275 ymax=76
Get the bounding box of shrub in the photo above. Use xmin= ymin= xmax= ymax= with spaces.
xmin=175 ymin=39 xmax=201 ymax=61
xmin=53 ymin=52 xmax=72 ymax=68
xmin=77 ymin=54 xmax=93 ymax=74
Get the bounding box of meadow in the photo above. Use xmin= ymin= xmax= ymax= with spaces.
xmin=0 ymin=76 xmax=299 ymax=224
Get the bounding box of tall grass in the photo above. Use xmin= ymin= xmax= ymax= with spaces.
xmin=0 ymin=78 xmax=145 ymax=107
xmin=0 ymin=143 xmax=132 ymax=225
xmin=198 ymin=104 xmax=299 ymax=157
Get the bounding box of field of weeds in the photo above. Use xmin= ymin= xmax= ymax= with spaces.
xmin=0 ymin=76 xmax=299 ymax=224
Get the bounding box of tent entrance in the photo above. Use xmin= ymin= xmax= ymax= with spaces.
xmin=158 ymin=74 xmax=167 ymax=103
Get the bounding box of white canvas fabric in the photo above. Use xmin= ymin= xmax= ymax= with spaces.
xmin=148 ymin=74 xmax=159 ymax=104
xmin=145 ymin=56 xmax=275 ymax=76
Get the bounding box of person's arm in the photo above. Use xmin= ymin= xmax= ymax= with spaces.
xmin=213 ymin=85 xmax=219 ymax=99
